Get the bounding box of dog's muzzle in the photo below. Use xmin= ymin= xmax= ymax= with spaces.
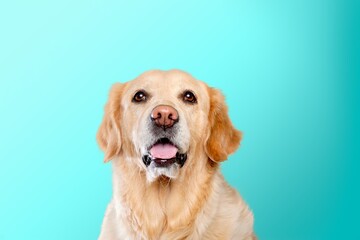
xmin=143 ymin=105 xmax=187 ymax=168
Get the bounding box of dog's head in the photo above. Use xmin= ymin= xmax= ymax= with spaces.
xmin=97 ymin=70 xmax=241 ymax=182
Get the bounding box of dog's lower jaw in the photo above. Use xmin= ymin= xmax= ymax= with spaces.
xmin=146 ymin=161 xmax=180 ymax=183
xmin=142 ymin=153 xmax=188 ymax=182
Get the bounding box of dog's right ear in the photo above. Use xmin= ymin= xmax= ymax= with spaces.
xmin=96 ymin=83 xmax=124 ymax=162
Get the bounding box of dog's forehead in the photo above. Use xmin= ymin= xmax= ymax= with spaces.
xmin=127 ymin=70 xmax=202 ymax=92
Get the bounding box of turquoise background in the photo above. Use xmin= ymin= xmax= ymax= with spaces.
xmin=0 ymin=0 xmax=359 ymax=239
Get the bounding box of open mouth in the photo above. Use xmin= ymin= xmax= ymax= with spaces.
xmin=142 ymin=138 xmax=187 ymax=168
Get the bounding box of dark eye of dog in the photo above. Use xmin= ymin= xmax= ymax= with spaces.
xmin=132 ymin=91 xmax=147 ymax=103
xmin=183 ymin=91 xmax=197 ymax=104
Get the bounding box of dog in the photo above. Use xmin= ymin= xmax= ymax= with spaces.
xmin=97 ymin=70 xmax=255 ymax=239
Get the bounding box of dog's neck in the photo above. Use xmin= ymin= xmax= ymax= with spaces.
xmin=111 ymin=153 xmax=219 ymax=239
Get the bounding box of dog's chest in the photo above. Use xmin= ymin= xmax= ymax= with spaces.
xmin=121 ymin=184 xmax=196 ymax=239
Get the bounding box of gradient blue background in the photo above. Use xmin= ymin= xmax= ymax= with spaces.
xmin=1 ymin=1 xmax=359 ymax=239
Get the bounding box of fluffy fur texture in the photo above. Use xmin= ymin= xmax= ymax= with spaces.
xmin=97 ymin=70 xmax=255 ymax=240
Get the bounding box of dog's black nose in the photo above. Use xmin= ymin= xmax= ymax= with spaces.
xmin=151 ymin=105 xmax=179 ymax=129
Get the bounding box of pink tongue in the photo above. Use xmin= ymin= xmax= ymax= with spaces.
xmin=150 ymin=143 xmax=178 ymax=159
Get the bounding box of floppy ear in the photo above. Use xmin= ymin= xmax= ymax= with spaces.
xmin=96 ymin=83 xmax=124 ymax=162
xmin=205 ymin=87 xmax=242 ymax=162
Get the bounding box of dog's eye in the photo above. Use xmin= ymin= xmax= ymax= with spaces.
xmin=132 ymin=91 xmax=147 ymax=103
xmin=183 ymin=91 xmax=197 ymax=104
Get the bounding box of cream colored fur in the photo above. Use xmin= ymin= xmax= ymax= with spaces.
xmin=97 ymin=70 xmax=256 ymax=240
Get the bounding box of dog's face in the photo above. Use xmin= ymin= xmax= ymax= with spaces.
xmin=97 ymin=70 xmax=241 ymax=182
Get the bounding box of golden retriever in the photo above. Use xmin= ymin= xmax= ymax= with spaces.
xmin=97 ymin=70 xmax=255 ymax=240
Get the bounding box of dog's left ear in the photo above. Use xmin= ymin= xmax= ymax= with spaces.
xmin=96 ymin=83 xmax=124 ymax=162
xmin=205 ymin=87 xmax=242 ymax=162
